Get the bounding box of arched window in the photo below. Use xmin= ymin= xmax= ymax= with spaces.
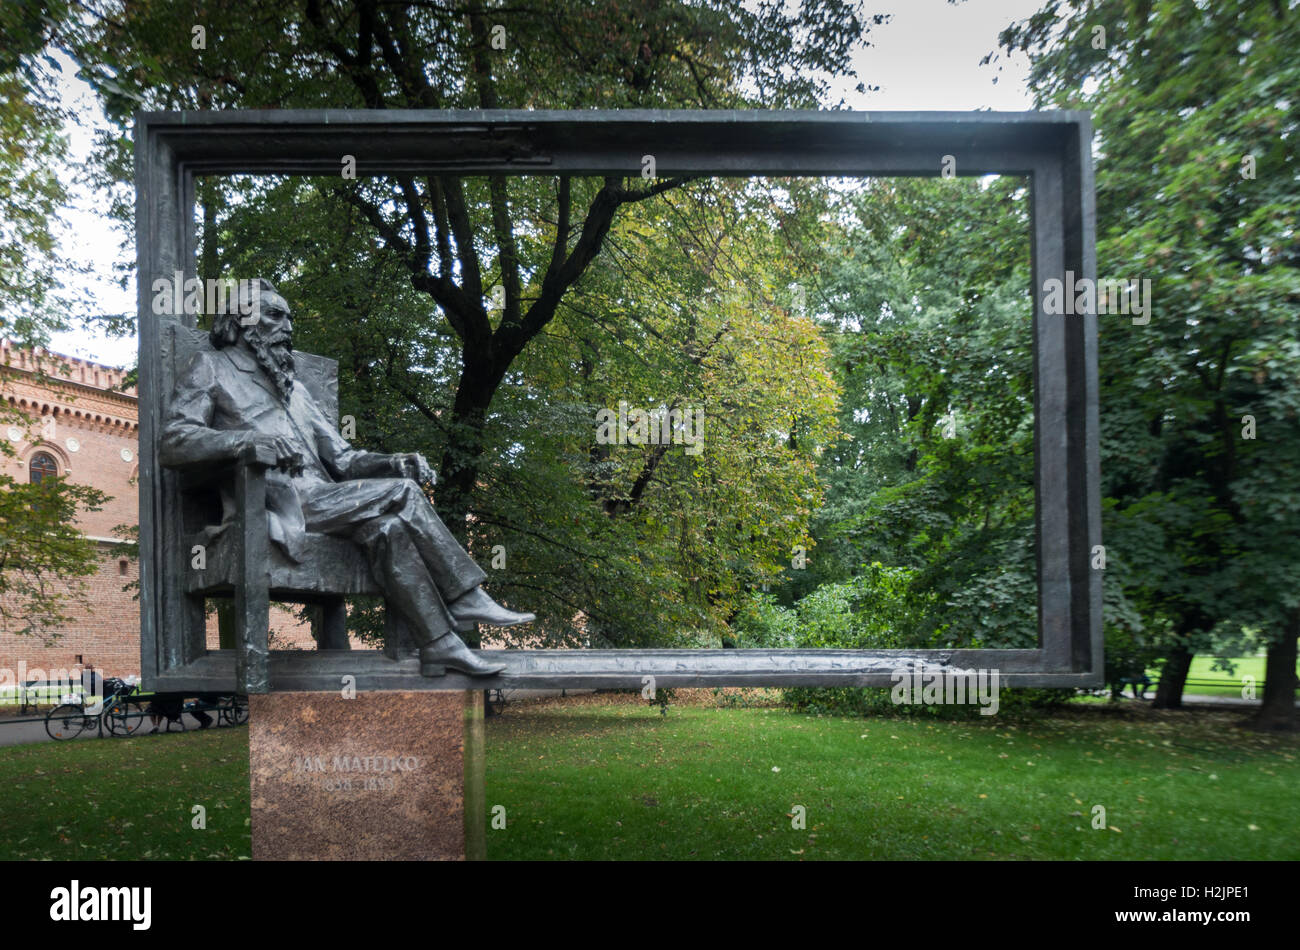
xmin=29 ymin=452 xmax=58 ymax=484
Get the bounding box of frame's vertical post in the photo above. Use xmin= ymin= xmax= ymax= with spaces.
xmin=1031 ymin=158 xmax=1072 ymax=671
xmin=1063 ymin=115 xmax=1103 ymax=674
xmin=135 ymin=117 xmax=187 ymax=689
xmin=318 ymin=600 xmax=350 ymax=650
xmin=234 ymin=460 xmax=272 ymax=693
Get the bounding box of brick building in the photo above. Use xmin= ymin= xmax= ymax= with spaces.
xmin=0 ymin=341 xmax=313 ymax=680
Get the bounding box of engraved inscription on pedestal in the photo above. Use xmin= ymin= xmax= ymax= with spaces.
xmin=250 ymin=691 xmax=475 ymax=860
xmin=292 ymin=753 xmax=424 ymax=793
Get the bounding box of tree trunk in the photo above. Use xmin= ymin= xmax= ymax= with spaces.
xmin=1152 ymin=644 xmax=1193 ymax=709
xmin=436 ymin=354 xmax=506 ymax=541
xmin=1246 ymin=615 xmax=1298 ymax=732
xmin=437 ymin=429 xmax=482 ymax=540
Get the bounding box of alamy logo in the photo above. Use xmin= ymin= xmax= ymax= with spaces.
xmin=0 ymin=663 xmax=102 ymax=713
xmin=150 ymin=271 xmax=259 ymax=318
xmin=595 ymin=401 xmax=704 ymax=456
xmin=890 ymin=668 xmax=1000 ymax=715
xmin=1041 ymin=271 xmax=1152 ymax=325
xmin=49 ymin=880 xmax=151 ymax=930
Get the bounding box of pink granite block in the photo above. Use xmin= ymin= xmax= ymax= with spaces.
xmin=250 ymin=690 xmax=479 ymax=860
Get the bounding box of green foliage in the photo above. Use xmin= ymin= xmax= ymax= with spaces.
xmin=737 ymin=566 xmax=1072 ymax=719
xmin=0 ymin=4 xmax=122 ymax=638
xmin=735 ymin=563 xmax=917 ymax=650
xmin=742 ymin=175 xmax=1043 ymax=662
xmin=731 ymin=592 xmax=799 ymax=649
xmin=649 ymin=687 xmax=674 ymax=717
xmin=795 ymin=566 xmax=916 ymax=649
xmin=45 ymin=0 xmax=871 ymax=649
xmin=0 ymin=469 xmax=107 ymax=639
xmin=1001 ymin=0 xmax=1300 ymax=678
xmin=0 ymin=1 xmax=94 ymax=347
xmin=762 ymin=566 xmax=1072 ymax=718
xmin=1103 ymin=623 xmax=1163 ymax=697
xmin=0 ymin=72 xmax=68 ymax=346
xmin=719 ymin=173 xmax=1068 ymax=714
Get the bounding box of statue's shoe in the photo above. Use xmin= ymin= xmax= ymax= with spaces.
xmin=448 ymin=587 xmax=536 ymax=629
xmin=419 ymin=633 xmax=506 ymax=677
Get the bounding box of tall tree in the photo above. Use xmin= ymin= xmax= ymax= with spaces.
xmin=0 ymin=2 xmax=116 ymax=636
xmin=64 ymin=0 xmax=875 ymax=520
xmin=1001 ymin=0 xmax=1300 ymax=724
xmin=786 ymin=176 xmax=1049 ymax=651
xmin=48 ymin=0 xmax=875 ymax=644
xmin=0 ymin=0 xmax=81 ymax=347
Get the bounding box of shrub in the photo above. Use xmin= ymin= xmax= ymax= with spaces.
xmin=731 ymin=592 xmax=798 ymax=648
xmin=761 ymin=567 xmax=1077 ymax=718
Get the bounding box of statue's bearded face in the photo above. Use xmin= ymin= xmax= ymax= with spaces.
xmin=242 ymin=291 xmax=295 ymax=402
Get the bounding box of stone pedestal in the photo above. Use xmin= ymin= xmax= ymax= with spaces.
xmin=249 ymin=690 xmax=484 ymax=860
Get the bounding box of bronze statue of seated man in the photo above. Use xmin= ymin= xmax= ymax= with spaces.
xmin=160 ymin=278 xmax=529 ymax=676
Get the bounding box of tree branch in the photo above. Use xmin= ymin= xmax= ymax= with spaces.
xmin=336 ymin=185 xmax=478 ymax=339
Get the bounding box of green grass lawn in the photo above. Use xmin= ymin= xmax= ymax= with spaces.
xmin=1 ymin=695 xmax=1296 ymax=861
xmin=0 ymin=727 xmax=251 ymax=860
xmin=1147 ymin=654 xmax=1296 ymax=698
xmin=485 ymin=694 xmax=1300 ymax=860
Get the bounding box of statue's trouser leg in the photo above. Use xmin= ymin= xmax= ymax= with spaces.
xmin=350 ymin=513 xmax=456 ymax=647
xmin=301 ymin=478 xmax=488 ymax=643
xmin=385 ymin=480 xmax=486 ymax=603
xmin=301 ymin=478 xmax=485 ymax=600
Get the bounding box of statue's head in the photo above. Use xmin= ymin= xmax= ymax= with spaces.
xmin=210 ymin=278 xmax=295 ymax=402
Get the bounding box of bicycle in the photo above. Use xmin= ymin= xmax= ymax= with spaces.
xmin=103 ymin=682 xmax=149 ymax=737
xmin=44 ymin=678 xmax=143 ymax=740
xmin=44 ymin=696 xmax=96 ymax=740
xmin=218 ymin=694 xmax=249 ymax=726
xmin=485 ymin=687 xmax=516 ymax=717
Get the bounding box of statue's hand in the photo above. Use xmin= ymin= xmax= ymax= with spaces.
xmin=397 ymin=452 xmax=436 ymax=486
xmin=246 ymin=434 xmax=305 ymax=475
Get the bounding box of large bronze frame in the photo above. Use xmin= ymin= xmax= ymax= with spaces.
xmin=136 ymin=110 xmax=1101 ymax=692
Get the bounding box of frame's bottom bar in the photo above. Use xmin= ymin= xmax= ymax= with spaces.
xmin=150 ymin=648 xmax=1101 ymax=692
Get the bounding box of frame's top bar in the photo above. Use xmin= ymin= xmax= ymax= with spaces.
xmin=136 ymin=108 xmax=1089 ymax=178
xmin=137 ymin=107 xmax=1089 ymax=125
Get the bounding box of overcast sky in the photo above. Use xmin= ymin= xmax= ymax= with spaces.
xmin=44 ymin=0 xmax=1047 ymax=368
